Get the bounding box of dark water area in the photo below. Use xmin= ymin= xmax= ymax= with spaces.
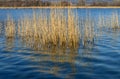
xmin=0 ymin=8 xmax=120 ymax=79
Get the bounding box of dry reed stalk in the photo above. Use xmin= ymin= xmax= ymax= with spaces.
xmin=98 ymin=14 xmax=104 ymax=28
xmin=5 ymin=8 xmax=97 ymax=49
xmin=0 ymin=22 xmax=2 ymax=34
xmin=49 ymin=9 xmax=67 ymax=46
xmin=67 ymin=9 xmax=80 ymax=48
xmin=111 ymin=11 xmax=119 ymax=30
xmin=5 ymin=16 xmax=15 ymax=38
xmin=83 ymin=17 xmax=94 ymax=46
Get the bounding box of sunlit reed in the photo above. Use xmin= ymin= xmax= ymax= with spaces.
xmin=17 ymin=9 xmax=81 ymax=48
xmin=0 ymin=22 xmax=2 ymax=34
xmin=5 ymin=16 xmax=16 ymax=38
xmin=4 ymin=9 xmax=97 ymax=49
xmin=98 ymin=10 xmax=119 ymax=30
xmin=111 ymin=11 xmax=119 ymax=30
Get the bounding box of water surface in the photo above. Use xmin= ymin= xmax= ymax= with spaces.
xmin=0 ymin=8 xmax=120 ymax=79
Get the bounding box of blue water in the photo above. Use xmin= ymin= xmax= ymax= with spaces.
xmin=0 ymin=8 xmax=120 ymax=21
xmin=0 ymin=8 xmax=120 ymax=79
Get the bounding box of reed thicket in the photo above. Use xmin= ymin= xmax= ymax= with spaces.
xmin=5 ymin=9 xmax=96 ymax=49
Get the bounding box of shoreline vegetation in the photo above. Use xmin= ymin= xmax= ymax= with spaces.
xmin=1 ymin=6 xmax=120 ymax=9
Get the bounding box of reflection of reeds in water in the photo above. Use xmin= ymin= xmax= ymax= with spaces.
xmin=23 ymin=47 xmax=93 ymax=78
xmin=5 ymin=37 xmax=14 ymax=51
xmin=44 ymin=49 xmax=77 ymax=78
xmin=5 ymin=16 xmax=16 ymax=38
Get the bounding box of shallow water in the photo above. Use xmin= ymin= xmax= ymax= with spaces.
xmin=0 ymin=8 xmax=120 ymax=79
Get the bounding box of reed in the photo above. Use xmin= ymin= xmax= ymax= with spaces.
xmin=98 ymin=10 xmax=119 ymax=30
xmin=111 ymin=11 xmax=119 ymax=30
xmin=5 ymin=16 xmax=16 ymax=38
xmin=4 ymin=9 xmax=97 ymax=49
xmin=3 ymin=8 xmax=120 ymax=50
xmin=67 ymin=9 xmax=80 ymax=47
xmin=83 ymin=18 xmax=94 ymax=46
xmin=17 ymin=9 xmax=81 ymax=48
xmin=0 ymin=22 xmax=2 ymax=34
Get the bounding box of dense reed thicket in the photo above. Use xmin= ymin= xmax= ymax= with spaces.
xmin=18 ymin=9 xmax=81 ymax=48
xmin=4 ymin=9 xmax=109 ymax=49
xmin=4 ymin=8 xmax=120 ymax=50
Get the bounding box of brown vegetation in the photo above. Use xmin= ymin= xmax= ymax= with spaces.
xmin=0 ymin=0 xmax=120 ymax=7
xmin=5 ymin=9 xmax=96 ymax=49
xmin=5 ymin=16 xmax=16 ymax=38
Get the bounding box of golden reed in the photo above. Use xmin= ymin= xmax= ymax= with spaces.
xmin=5 ymin=9 xmax=96 ymax=49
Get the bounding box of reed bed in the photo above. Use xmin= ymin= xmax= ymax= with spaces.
xmin=4 ymin=9 xmax=97 ymax=49
xmin=17 ymin=9 xmax=81 ymax=48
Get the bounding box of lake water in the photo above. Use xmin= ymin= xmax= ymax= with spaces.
xmin=0 ymin=8 xmax=120 ymax=79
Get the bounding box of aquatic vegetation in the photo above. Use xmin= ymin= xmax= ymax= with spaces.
xmin=0 ymin=22 xmax=2 ymax=34
xmin=4 ymin=9 xmax=97 ymax=49
xmin=0 ymin=9 xmax=120 ymax=79
xmin=83 ymin=19 xmax=94 ymax=46
xmin=98 ymin=10 xmax=120 ymax=30
xmin=17 ymin=9 xmax=82 ymax=48
xmin=111 ymin=11 xmax=119 ymax=30
xmin=5 ymin=16 xmax=16 ymax=38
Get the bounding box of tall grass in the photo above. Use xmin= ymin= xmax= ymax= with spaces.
xmin=111 ymin=11 xmax=119 ymax=29
xmin=83 ymin=18 xmax=94 ymax=46
xmin=98 ymin=10 xmax=119 ymax=30
xmin=5 ymin=9 xmax=96 ymax=49
xmin=5 ymin=16 xmax=16 ymax=38
xmin=17 ymin=9 xmax=81 ymax=48
xmin=0 ymin=22 xmax=2 ymax=34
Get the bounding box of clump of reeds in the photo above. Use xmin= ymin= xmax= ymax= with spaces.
xmin=18 ymin=9 xmax=81 ymax=48
xmin=5 ymin=16 xmax=16 ymax=38
xmin=98 ymin=10 xmax=120 ymax=30
xmin=111 ymin=11 xmax=119 ymax=30
xmin=5 ymin=9 xmax=97 ymax=49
